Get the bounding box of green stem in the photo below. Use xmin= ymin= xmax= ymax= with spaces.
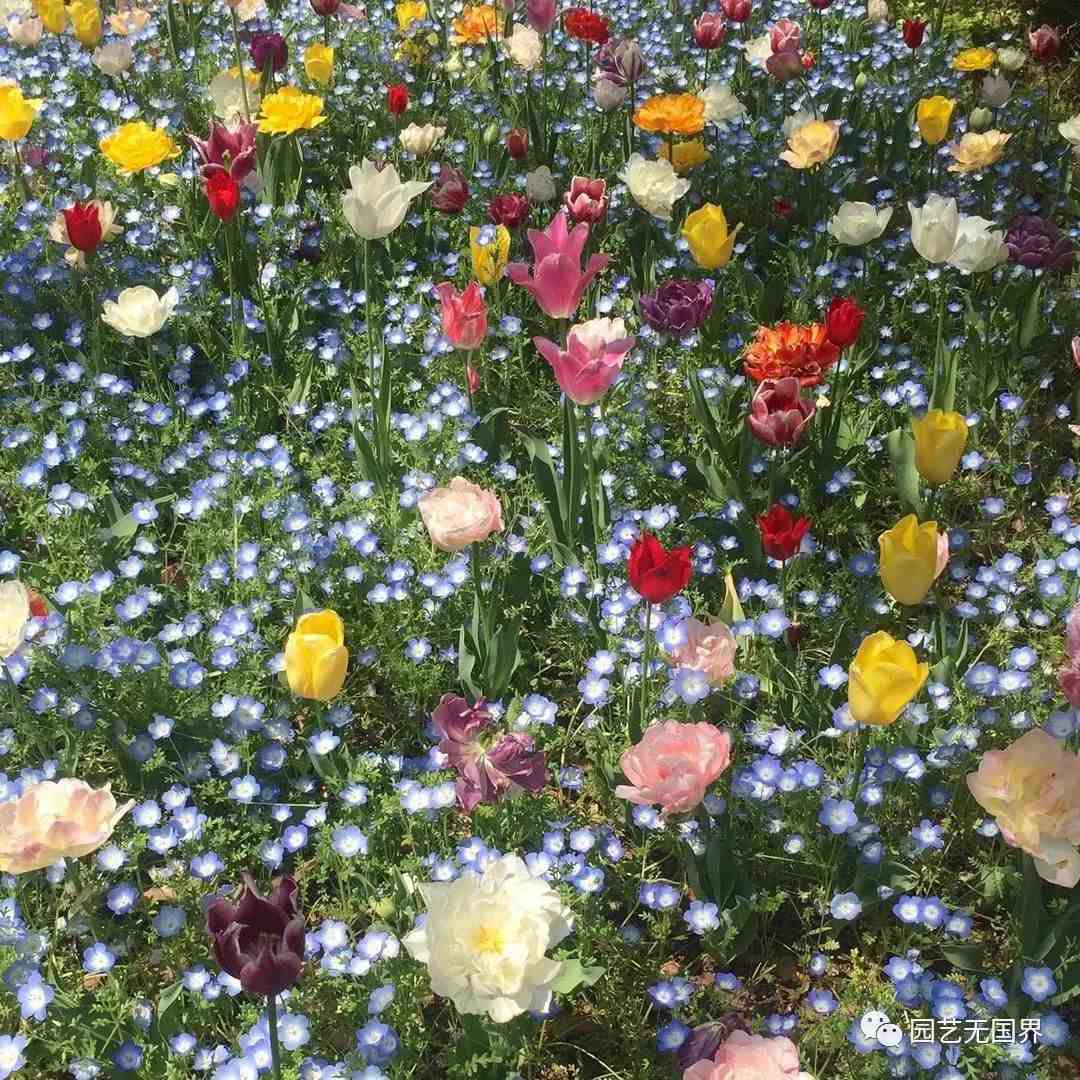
xmin=230 ymin=8 xmax=253 ymax=122
xmin=266 ymin=994 xmax=283 ymax=1080
xmin=633 ymin=602 xmax=656 ymax=743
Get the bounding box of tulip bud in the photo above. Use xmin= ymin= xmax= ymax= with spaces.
xmin=1028 ymin=23 xmax=1062 ymax=63
xmin=693 ymin=12 xmax=725 ymax=49
xmin=968 ymin=106 xmax=992 ymax=132
xmin=720 ymin=0 xmax=750 ymax=22
xmin=250 ymin=31 xmax=287 ymax=73
xmin=854 ymin=71 xmax=868 ymax=91
xmin=911 ymin=409 xmax=968 ymax=486
xmin=809 ymin=0 xmax=831 ymax=8
xmin=387 ymin=82 xmax=409 ymax=115
xmin=482 ymin=122 xmax=500 ymax=145
xmin=506 ymin=127 xmax=528 ymax=159
xmin=902 ymin=18 xmax=926 ymax=49
xmin=766 ymin=49 xmax=804 ymax=82
xmin=592 ymin=75 xmax=627 ymax=111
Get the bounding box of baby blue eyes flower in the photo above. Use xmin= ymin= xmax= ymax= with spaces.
xmin=152 ymin=905 xmax=187 ymax=938
xmin=1020 ymin=965 xmax=1056 ymax=1003
xmin=331 ymin=826 xmax=368 ymax=857
xmin=16 ymin=973 xmax=53 ymax=1021
xmin=83 ymin=943 xmax=116 ymax=974
xmin=830 ymin=892 xmax=862 ymax=921
xmin=683 ymin=901 xmax=720 ymax=935
xmin=819 ymin=798 xmax=858 ymax=835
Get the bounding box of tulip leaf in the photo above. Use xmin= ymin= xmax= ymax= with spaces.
xmin=1018 ymin=281 xmax=1043 ymax=350
xmin=348 ymin=377 xmax=382 ymax=486
xmin=550 ymin=958 xmax=605 ymax=995
xmin=717 ymin=572 xmax=745 ymax=628
xmin=522 ymin=431 xmax=571 ymax=554
xmin=1019 ymin=852 xmax=1045 ymax=960
xmin=885 ymin=428 xmax=924 ymax=517
xmin=940 ymin=944 xmax=984 ymax=973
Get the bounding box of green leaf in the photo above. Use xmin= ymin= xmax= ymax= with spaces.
xmin=549 ymin=958 xmax=605 ymax=995
xmin=348 ymin=377 xmax=382 ymax=486
xmin=1018 ymin=281 xmax=1043 ymax=350
xmin=522 ymin=431 xmax=570 ymax=550
xmin=885 ymin=427 xmax=924 ymax=517
xmin=717 ymin=572 xmax=745 ymax=627
xmin=1019 ymin=852 xmax=1045 ymax=960
xmin=941 ymin=944 xmax=984 ymax=973
xmin=158 ymin=979 xmax=183 ymax=1017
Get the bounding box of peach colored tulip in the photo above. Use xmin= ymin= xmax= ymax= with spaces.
xmin=684 ymin=1031 xmax=812 ymax=1080
xmin=667 ymin=617 xmax=736 ymax=686
xmin=418 ymin=477 xmax=503 ymax=552
xmin=436 ymin=281 xmax=487 ymax=351
xmin=616 ymin=720 xmax=732 ymax=815
xmin=0 ymin=779 xmax=134 ymax=873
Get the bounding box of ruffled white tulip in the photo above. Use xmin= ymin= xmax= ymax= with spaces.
xmin=947 ymin=215 xmax=1008 ymax=274
xmin=506 ymin=23 xmax=541 ymax=70
xmin=827 ymin=201 xmax=893 ymax=246
xmin=909 ymin=194 xmax=960 ymax=264
xmin=700 ymin=81 xmax=745 ymax=126
xmin=0 ymin=581 xmax=29 ymax=658
xmin=398 ymin=123 xmax=445 ymax=157
xmin=403 ymin=854 xmax=573 ymax=1023
xmin=341 ymin=158 xmax=433 ymax=241
xmin=101 ymin=286 xmax=179 ymax=338
xmin=619 ymin=154 xmax=690 ymax=221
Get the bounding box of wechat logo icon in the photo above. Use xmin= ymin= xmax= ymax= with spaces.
xmin=860 ymin=1009 xmax=903 ymax=1049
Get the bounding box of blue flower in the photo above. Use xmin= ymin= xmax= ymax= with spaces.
xmin=1020 ymin=965 xmax=1056 ymax=1003
xmin=830 ymin=892 xmax=862 ymax=921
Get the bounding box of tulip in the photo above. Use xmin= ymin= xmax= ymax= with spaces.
xmin=506 ymin=210 xmax=609 ymax=320
xmin=866 ymin=0 xmax=889 ymax=24
xmin=766 ymin=50 xmax=803 ymax=82
xmin=429 ymin=162 xmax=469 ymax=213
xmin=526 ymin=0 xmax=556 ymax=33
xmin=303 ymin=43 xmax=334 ymax=85
xmin=916 ymin=96 xmax=955 ymax=146
xmin=911 ymin=409 xmax=968 ymax=486
xmin=563 ymin=176 xmax=607 ymax=223
xmin=721 ymin=0 xmax=749 ymax=21
xmin=769 ymin=18 xmax=801 ymax=54
xmin=902 ymin=17 xmax=925 ymax=49
xmin=827 ymin=201 xmax=893 ymax=246
xmin=506 ymin=127 xmax=528 ymax=159
xmin=747 ymin=377 xmax=815 ymax=447
xmin=947 ymin=215 xmax=1008 ymax=274
xmin=878 ymin=514 xmax=944 ymax=606
xmin=63 ymin=202 xmax=103 ymax=253
xmin=1072 ymin=337 xmax=1080 ymax=370
xmin=1028 ymin=24 xmax=1062 ymax=63
xmin=628 ymin=533 xmax=692 ymax=604
xmin=908 ymin=194 xmax=960 ymax=264
xmin=469 ymin=224 xmax=511 ymax=285
xmin=757 ymin=504 xmax=810 ymax=562
xmin=284 ymin=609 xmax=348 ymax=700
xmin=6 ymin=14 xmax=43 ymax=44
xmin=0 ymin=83 xmax=42 ymax=142
xmin=205 ymin=170 xmax=241 ymax=220
xmin=525 ymin=165 xmax=557 ymax=202
xmin=399 ymin=122 xmax=445 ymax=156
xmin=436 ymin=281 xmax=487 ymax=351
xmin=101 ymin=285 xmax=179 ymax=338
xmin=681 ymin=203 xmax=741 ymax=269
xmin=0 ymin=580 xmax=29 ymax=659
xmin=981 ymin=74 xmax=1011 ymax=108
xmin=92 ymin=40 xmax=132 ymax=76
xmin=848 ymin=631 xmax=928 ymax=727
xmin=640 ymin=279 xmax=714 ymax=335
xmin=824 ymin=296 xmax=865 ymax=348
xmin=533 ymin=317 xmax=634 ymax=405
xmin=489 ymin=192 xmax=529 ymax=228
xmin=418 ymin=477 xmax=503 ymax=552
xmin=693 ymin=12 xmax=725 ymax=49
xmin=33 ymin=0 xmax=65 ymax=32
xmin=387 ymin=82 xmax=409 ymax=114
xmin=189 ymin=121 xmax=258 ymax=184
xmin=311 ymin=0 xmax=341 ymax=13
xmin=207 ymin=874 xmax=305 ymax=996
xmin=250 ymin=31 xmax=287 ymax=72
xmin=341 ymin=158 xmax=433 ymax=240
xmin=592 ymin=75 xmax=627 ymax=111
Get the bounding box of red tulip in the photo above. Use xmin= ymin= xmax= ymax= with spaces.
xmin=204 ymin=171 xmax=241 ymax=221
xmin=27 ymin=589 xmax=47 ymax=620
xmin=721 ymin=0 xmax=750 ymax=22
xmin=809 ymin=0 xmax=831 ymax=8
xmin=757 ymin=504 xmax=810 ymax=562
xmin=63 ymin=202 xmax=103 ymax=253
xmin=772 ymin=198 xmax=795 ymax=220
xmin=628 ymin=533 xmax=692 ymax=604
xmin=489 ymin=193 xmax=530 ymax=228
xmin=825 ymin=296 xmax=865 ymax=348
xmin=436 ymin=281 xmax=488 ymax=351
xmin=902 ymin=18 xmax=926 ymax=49
xmin=387 ymin=83 xmax=409 ymax=115
xmin=429 ymin=162 xmax=469 ymax=214
xmin=1028 ymin=24 xmax=1062 ymax=62
xmin=507 ymin=127 xmax=529 ymax=159
xmin=693 ymin=12 xmax=726 ymax=49
xmin=747 ymin=377 xmax=816 ymax=447
xmin=770 ymin=18 xmax=801 ymax=54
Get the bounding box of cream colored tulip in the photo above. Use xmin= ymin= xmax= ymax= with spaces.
xmin=341 ymin=158 xmax=432 ymax=241
xmin=101 ymin=285 xmax=178 ymax=338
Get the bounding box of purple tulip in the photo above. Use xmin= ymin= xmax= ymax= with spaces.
xmin=431 ymin=694 xmax=547 ymax=812
xmin=596 ymin=37 xmax=646 ymax=86
xmin=188 ymin=122 xmax=257 ymax=184
xmin=639 ymin=279 xmax=715 ymax=335
xmin=206 ymin=874 xmax=305 ymax=997
xmin=250 ymin=32 xmax=288 ymax=73
xmin=1005 ymin=215 xmax=1075 ymax=272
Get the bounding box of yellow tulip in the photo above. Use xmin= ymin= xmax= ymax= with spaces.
xmin=469 ymin=224 xmax=510 ymax=286
xmin=67 ymin=0 xmax=101 ymax=46
xmin=878 ymin=514 xmax=942 ymax=606
xmin=916 ymin=96 xmax=955 ymax=146
xmin=396 ymin=0 xmax=427 ymax=30
xmin=779 ymin=119 xmax=840 ymax=170
xmin=99 ymin=120 xmax=181 ymax=174
xmin=257 ymin=86 xmax=327 ymax=136
xmin=911 ymin=409 xmax=968 ymax=486
xmin=0 ymin=84 xmax=43 ymax=142
xmin=682 ymin=203 xmax=742 ymax=270
xmin=303 ymin=43 xmax=334 ymax=85
xmin=848 ymin=631 xmax=929 ymax=727
xmin=953 ymin=46 xmax=995 ymax=73
xmin=657 ymin=138 xmax=710 ymax=174
xmin=33 ymin=0 xmax=66 ymax=33
xmin=284 ymin=610 xmax=348 ymax=701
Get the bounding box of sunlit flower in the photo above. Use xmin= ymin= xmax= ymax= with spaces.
xmin=101 ymin=285 xmax=179 ymax=337
xmin=469 ymin=223 xmax=511 ymax=285
xmin=99 ymin=120 xmax=180 ymax=174
xmin=256 ymin=86 xmax=326 ymax=136
xmin=827 ymin=201 xmax=892 ymax=245
xmin=48 ymin=199 xmax=122 ymax=269
xmin=699 ymin=80 xmax=745 ymax=125
xmin=619 ymin=153 xmax=690 ymax=220
xmin=66 ymin=0 xmax=101 ymax=47
xmin=395 ymin=0 xmax=426 ymax=29
xmin=0 ymin=82 xmax=41 ymax=141
xmin=658 ymin=138 xmax=709 ymax=174
xmin=284 ymin=609 xmax=348 ymax=701
xmin=779 ymin=119 xmax=840 ymax=169
xmin=633 ymin=92 xmax=705 ymax=136
xmin=946 ymin=129 xmax=1011 ymax=174
xmin=208 ymin=68 xmax=261 ymax=121
xmin=953 ymin=46 xmax=995 ymax=71
xmin=744 ymin=322 xmax=840 ymax=386
xmin=506 ymin=23 xmax=541 ymax=69
xmin=451 ymin=3 xmax=499 ymax=43
xmin=303 ymin=43 xmax=334 ymax=84
xmin=682 ymin=202 xmax=741 ymax=268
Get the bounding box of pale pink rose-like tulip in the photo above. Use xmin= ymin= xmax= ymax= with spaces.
xmin=684 ymin=1031 xmax=811 ymax=1080
xmin=418 ymin=477 xmax=503 ymax=552
xmin=668 ymin=617 xmax=736 ymax=685
xmin=615 ymin=720 xmax=732 ymax=815
xmin=533 ymin=317 xmax=633 ymax=405
xmin=746 ymin=377 xmax=816 ymax=447
xmin=506 ymin=210 xmax=610 ymax=320
xmin=0 ymin=780 xmax=135 ymax=874
xmin=935 ymin=532 xmax=950 ymax=581
xmin=436 ymin=281 xmax=487 ymax=351
xmin=966 ymin=728 xmax=1080 ymax=887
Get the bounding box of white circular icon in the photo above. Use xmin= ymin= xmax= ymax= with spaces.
xmin=859 ymin=1010 xmax=890 ymax=1040
xmin=876 ymin=1023 xmax=903 ymax=1048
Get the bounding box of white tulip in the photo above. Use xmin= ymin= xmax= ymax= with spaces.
xmin=996 ymin=46 xmax=1026 ymax=73
xmin=525 ymin=165 xmax=557 ymax=203
xmin=208 ymin=69 xmax=260 ymax=123
xmin=980 ymin=74 xmax=1011 ymax=108
xmin=827 ymin=201 xmax=893 ymax=246
xmin=700 ymin=81 xmax=746 ymax=126
xmin=0 ymin=581 xmax=29 ymax=659
xmin=866 ymin=0 xmax=889 ymax=23
xmin=101 ymin=286 xmax=179 ymax=338
xmin=619 ymin=153 xmax=690 ymax=221
xmin=908 ymin=194 xmax=960 ymax=264
xmin=341 ymin=158 xmax=433 ymax=241
xmin=947 ymin=215 xmax=1008 ymax=274
xmin=743 ymin=32 xmax=772 ymax=69
xmin=399 ymin=123 xmax=445 ymax=156
xmin=1060 ymin=114 xmax=1080 ymax=148
xmin=402 ymin=854 xmax=573 ymax=1023
xmin=92 ymin=41 xmax=133 ymax=77
xmin=505 ymin=23 xmax=541 ymax=70
xmin=6 ymin=14 xmax=41 ymax=45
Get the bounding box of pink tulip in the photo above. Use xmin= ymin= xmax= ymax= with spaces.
xmin=684 ymin=1031 xmax=806 ymax=1080
xmin=721 ymin=0 xmax=750 ymax=21
xmin=615 ymin=720 xmax=732 ymax=815
xmin=770 ymin=17 xmax=801 ymax=53
xmin=1066 ymin=602 xmax=1080 ymax=659
xmin=506 ymin=210 xmax=610 ymax=320
xmin=526 ymin=0 xmax=557 ymax=33
xmin=435 ymin=281 xmax=487 ymax=351
xmin=189 ymin=121 xmax=258 ymax=184
xmin=533 ymin=317 xmax=633 ymax=405
xmin=1071 ymin=336 xmax=1080 ymax=371
xmin=746 ymin=377 xmax=816 ymax=447
xmin=564 ymin=176 xmax=608 ymax=224
xmin=667 ymin=617 xmax=736 ymax=686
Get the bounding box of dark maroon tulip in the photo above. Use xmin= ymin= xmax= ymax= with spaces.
xmin=506 ymin=128 xmax=529 ymax=159
xmin=639 ymin=279 xmax=714 ymax=335
xmin=250 ymin=32 xmax=288 ymax=72
xmin=1005 ymin=215 xmax=1075 ymax=272
xmin=310 ymin=0 xmax=340 ymax=13
xmin=207 ymin=874 xmax=305 ymax=997
xmin=489 ymin=193 xmax=530 ymax=228
xmin=429 ymin=163 xmax=469 ymax=213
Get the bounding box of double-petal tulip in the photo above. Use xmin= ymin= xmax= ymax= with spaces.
xmin=682 ymin=203 xmax=741 ymax=269
xmin=747 ymin=377 xmax=816 ymax=447
xmin=564 ymin=176 xmax=608 ymax=223
xmin=911 ymin=409 xmax=968 ymax=485
xmin=848 ymin=631 xmax=928 ymax=727
xmin=533 ymin=318 xmax=634 ymax=405
xmin=878 ymin=514 xmax=947 ymax=606
xmin=506 ymin=210 xmax=610 ymax=319
xmin=342 ymin=158 xmax=433 ymax=240
xmin=284 ymin=609 xmax=348 ymax=701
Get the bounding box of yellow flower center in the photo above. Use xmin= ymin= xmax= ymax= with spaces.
xmin=470 ymin=924 xmax=506 ymax=955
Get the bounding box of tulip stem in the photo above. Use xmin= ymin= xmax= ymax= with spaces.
xmin=265 ymin=993 xmax=283 ymax=1080
xmin=633 ymin=602 xmax=655 ymax=743
xmin=230 ymin=8 xmax=253 ymax=123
